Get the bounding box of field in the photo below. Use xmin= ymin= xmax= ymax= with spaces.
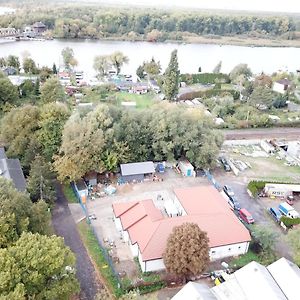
xmin=113 ymin=92 xmax=157 ymax=109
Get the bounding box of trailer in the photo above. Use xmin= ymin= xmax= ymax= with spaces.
xmin=278 ymin=202 xmax=299 ymax=219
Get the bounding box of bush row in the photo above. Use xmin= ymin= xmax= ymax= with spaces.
xmin=180 ymin=73 xmax=230 ymax=84
xmin=178 ymin=89 xmax=240 ymax=101
xmin=280 ymin=216 xmax=300 ymax=228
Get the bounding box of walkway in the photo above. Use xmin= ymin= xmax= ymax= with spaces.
xmin=52 ymin=182 xmax=102 ymax=300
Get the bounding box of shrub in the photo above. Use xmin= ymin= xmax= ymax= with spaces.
xmin=280 ymin=216 xmax=300 ymax=228
xmin=247 ymin=180 xmax=267 ymax=197
xmin=178 ymin=89 xmax=240 ymax=101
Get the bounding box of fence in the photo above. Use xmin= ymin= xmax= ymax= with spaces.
xmin=71 ymin=181 xmax=87 ymax=215
xmin=205 ymin=169 xmax=221 ymax=191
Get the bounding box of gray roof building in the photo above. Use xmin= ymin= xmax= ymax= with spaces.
xmin=120 ymin=161 xmax=155 ymax=183
xmin=0 ymin=147 xmax=26 ymax=192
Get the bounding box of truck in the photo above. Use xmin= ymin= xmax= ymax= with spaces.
xmin=278 ymin=202 xmax=299 ymax=219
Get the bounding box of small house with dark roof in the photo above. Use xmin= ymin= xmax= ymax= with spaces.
xmin=0 ymin=148 xmax=26 ymax=192
xmin=32 ymin=21 xmax=47 ymax=34
xmin=273 ymin=78 xmax=292 ymax=94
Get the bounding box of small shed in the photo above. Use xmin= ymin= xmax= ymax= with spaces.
xmin=74 ymin=179 xmax=88 ymax=204
xmin=120 ymin=161 xmax=155 ymax=183
xmin=178 ymin=160 xmax=195 ymax=177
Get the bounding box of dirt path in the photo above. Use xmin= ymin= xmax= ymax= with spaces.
xmin=223 ymin=127 xmax=300 ymax=140
xmin=52 ymin=182 xmax=102 ymax=300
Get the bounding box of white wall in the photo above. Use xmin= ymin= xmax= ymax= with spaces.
xmin=122 ymin=230 xmax=129 ymax=243
xmin=114 ymin=217 xmax=123 ymax=232
xmin=173 ymin=196 xmax=187 ymax=216
xmin=273 ymin=82 xmax=285 ymax=94
xmin=130 ymin=242 xmax=139 ymax=257
xmin=145 ymin=258 xmax=166 ymax=272
xmin=210 ymin=242 xmax=249 ymax=260
xmin=138 ymin=250 xmax=147 ymax=273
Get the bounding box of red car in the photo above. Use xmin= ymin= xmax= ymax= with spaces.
xmin=239 ymin=208 xmax=255 ymax=224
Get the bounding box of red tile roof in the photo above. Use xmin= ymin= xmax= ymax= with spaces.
xmin=113 ymin=186 xmax=251 ymax=261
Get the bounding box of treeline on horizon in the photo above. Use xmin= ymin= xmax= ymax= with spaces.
xmin=0 ymin=3 xmax=297 ymax=40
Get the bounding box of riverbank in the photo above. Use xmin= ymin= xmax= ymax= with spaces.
xmin=49 ymin=34 xmax=300 ymax=48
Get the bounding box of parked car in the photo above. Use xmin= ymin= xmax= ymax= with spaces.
xmin=239 ymin=208 xmax=254 ymax=224
xmin=228 ymin=196 xmax=241 ymax=211
xmin=223 ymin=185 xmax=235 ymax=197
xmin=286 ymin=195 xmax=294 ymax=206
xmin=268 ymin=207 xmax=282 ymax=223
xmin=219 ymin=157 xmax=231 ymax=172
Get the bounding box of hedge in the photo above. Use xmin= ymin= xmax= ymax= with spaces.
xmin=180 ymin=73 xmax=230 ymax=84
xmin=280 ymin=216 xmax=300 ymax=228
xmin=247 ymin=181 xmax=267 ymax=198
xmin=178 ymin=89 xmax=240 ymax=101
xmin=247 ymin=180 xmax=298 ymax=198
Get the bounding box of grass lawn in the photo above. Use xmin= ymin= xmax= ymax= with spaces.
xmin=229 ymin=250 xmax=260 ymax=268
xmin=62 ymin=184 xmax=78 ymax=204
xmin=77 ymin=221 xmax=123 ymax=298
xmin=114 ymin=92 xmax=156 ymax=109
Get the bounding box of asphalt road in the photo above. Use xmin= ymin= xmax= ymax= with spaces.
xmin=52 ymin=182 xmax=102 ymax=300
xmin=223 ymin=127 xmax=300 ymax=140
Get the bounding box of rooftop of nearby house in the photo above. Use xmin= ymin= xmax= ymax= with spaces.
xmin=32 ymin=21 xmax=46 ymax=28
xmin=276 ymin=78 xmax=292 ymax=86
xmin=113 ymin=186 xmax=251 ymax=261
xmin=0 ymin=148 xmax=26 ymax=192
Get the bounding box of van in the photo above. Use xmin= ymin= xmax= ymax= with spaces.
xmin=239 ymin=208 xmax=254 ymax=224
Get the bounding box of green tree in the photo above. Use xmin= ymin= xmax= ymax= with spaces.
xmin=40 ymin=76 xmax=65 ymax=103
xmin=249 ymin=86 xmax=275 ymax=108
xmin=27 ymin=155 xmax=55 ymax=206
xmin=52 ymin=63 xmax=58 ymax=74
xmin=0 ymin=177 xmax=50 ymax=248
xmin=0 ymin=232 xmax=79 ymax=299
xmin=163 ymin=49 xmax=180 ymax=101
xmin=39 ymin=66 xmax=53 ymax=82
xmin=136 ymin=64 xmax=145 ymax=79
xmin=22 ymin=57 xmax=38 ymax=74
xmin=38 ymin=102 xmax=70 ymax=161
xmin=93 ymin=55 xmax=112 ymax=77
xmin=213 ymin=61 xmax=222 ymax=73
xmin=144 ymin=57 xmax=161 ymax=79
xmin=0 ymin=57 xmax=7 ymax=68
xmin=61 ymin=47 xmax=78 ymax=70
xmin=110 ymin=51 xmax=129 ymax=74
xmin=6 ymin=55 xmax=20 ymax=72
xmin=230 ymin=63 xmax=252 ymax=82
xmin=0 ymin=105 xmax=40 ymax=161
xmin=287 ymin=227 xmax=300 ymax=265
xmin=0 ymin=77 xmax=19 ymax=105
xmin=252 ymin=225 xmax=278 ymax=263
xmin=163 ymin=223 xmax=210 ymax=278
xmin=19 ymin=79 xmax=35 ymax=98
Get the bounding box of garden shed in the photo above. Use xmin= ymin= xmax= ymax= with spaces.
xmin=120 ymin=161 xmax=155 ymax=183
xmin=178 ymin=160 xmax=195 ymax=177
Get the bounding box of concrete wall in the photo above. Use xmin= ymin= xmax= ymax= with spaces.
xmin=273 ymin=82 xmax=285 ymax=94
xmin=114 ymin=217 xmax=123 ymax=232
xmin=210 ymin=242 xmax=249 ymax=260
xmin=138 ymin=250 xmax=165 ymax=272
xmin=130 ymin=242 xmax=139 ymax=257
xmin=173 ymin=195 xmax=187 ymax=216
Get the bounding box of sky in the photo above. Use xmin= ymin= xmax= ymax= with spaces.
xmin=101 ymin=0 xmax=300 ymax=13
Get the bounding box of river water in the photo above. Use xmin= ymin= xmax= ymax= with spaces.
xmin=0 ymin=39 xmax=299 ymax=77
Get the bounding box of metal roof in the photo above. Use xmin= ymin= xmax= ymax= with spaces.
xmin=268 ymin=258 xmax=300 ymax=300
xmin=120 ymin=161 xmax=155 ymax=176
xmin=0 ymin=148 xmax=26 ymax=192
xmin=172 ymin=282 xmax=217 ymax=300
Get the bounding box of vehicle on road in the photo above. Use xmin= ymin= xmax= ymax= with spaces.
xmin=219 ymin=157 xmax=231 ymax=172
xmin=223 ymin=185 xmax=235 ymax=197
xmin=268 ymin=207 xmax=283 ymax=223
xmin=239 ymin=208 xmax=254 ymax=224
xmin=279 ymin=202 xmax=299 ymax=219
xmin=228 ymin=196 xmax=241 ymax=211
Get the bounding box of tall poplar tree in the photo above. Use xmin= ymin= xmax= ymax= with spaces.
xmin=163 ymin=49 xmax=180 ymax=101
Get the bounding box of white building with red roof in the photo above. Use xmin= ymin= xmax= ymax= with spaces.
xmin=112 ymin=186 xmax=251 ymax=273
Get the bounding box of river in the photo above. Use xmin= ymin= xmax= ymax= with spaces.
xmin=0 ymin=39 xmax=300 ymax=77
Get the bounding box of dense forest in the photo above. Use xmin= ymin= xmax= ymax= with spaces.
xmin=0 ymin=3 xmax=297 ymax=41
